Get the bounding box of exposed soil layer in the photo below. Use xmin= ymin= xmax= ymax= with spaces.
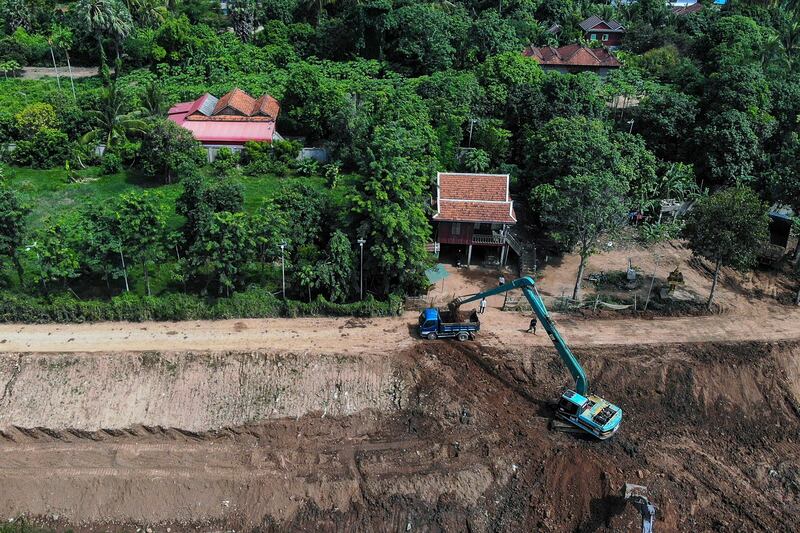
xmin=0 ymin=351 xmax=409 ymax=430
xmin=1 ymin=340 xmax=799 ymax=532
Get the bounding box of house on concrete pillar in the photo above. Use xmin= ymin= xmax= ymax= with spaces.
xmin=167 ymin=88 xmax=282 ymax=162
xmin=433 ymin=172 xmax=517 ymax=268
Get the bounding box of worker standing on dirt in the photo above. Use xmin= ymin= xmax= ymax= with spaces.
xmin=527 ymin=316 xmax=537 ymax=334
xmin=479 ymin=298 xmax=487 ymax=314
xmin=498 ymin=275 xmax=505 ymax=286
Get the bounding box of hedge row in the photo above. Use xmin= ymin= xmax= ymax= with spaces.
xmin=0 ymin=289 xmax=404 ymax=323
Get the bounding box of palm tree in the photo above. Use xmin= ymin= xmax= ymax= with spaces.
xmin=142 ymin=80 xmax=165 ymax=117
xmin=125 ymin=0 xmax=166 ymax=28
xmin=82 ymin=82 xmax=147 ymax=149
xmin=777 ymin=5 xmax=800 ymax=70
xmin=303 ymin=0 xmax=337 ymax=25
xmin=75 ymin=0 xmax=133 ymax=65
xmin=50 ymin=25 xmax=77 ymax=101
xmin=46 ymin=38 xmax=62 ymax=92
xmin=229 ymin=0 xmax=255 ymax=42
xmin=761 ymin=32 xmax=789 ymax=71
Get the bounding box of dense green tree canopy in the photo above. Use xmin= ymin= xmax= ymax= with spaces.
xmin=1 ymin=0 xmax=799 ymax=307
xmin=138 ymin=119 xmax=205 ymax=182
xmin=683 ymin=187 xmax=770 ymax=309
xmin=0 ymin=186 xmax=29 ymax=283
xmin=534 ymin=172 xmax=629 ymax=300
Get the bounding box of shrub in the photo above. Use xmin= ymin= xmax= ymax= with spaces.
xmin=0 ymin=113 xmax=15 ymax=142
xmin=0 ymin=288 xmax=403 ymax=323
xmin=244 ymin=158 xmax=289 ymax=177
xmin=324 ymin=162 xmax=340 ymax=188
xmin=112 ymin=141 xmax=141 ymax=165
xmin=638 ymin=221 xmax=684 ymax=245
xmin=100 ymin=153 xmax=122 ymax=175
xmin=15 ymin=102 xmax=58 ymax=138
xmin=242 ymin=140 xmax=295 ymax=176
xmin=243 ymin=140 xmax=302 ymax=165
xmin=242 ymin=140 xmax=272 ymax=164
xmin=11 ymin=127 xmax=72 ymax=168
xmin=0 ymin=43 xmax=25 ymax=70
xmin=10 ymin=28 xmax=49 ymax=64
xmin=272 ymin=139 xmax=302 ymax=162
xmin=294 ymin=157 xmax=319 ymax=176
xmin=212 ymin=147 xmax=240 ymax=176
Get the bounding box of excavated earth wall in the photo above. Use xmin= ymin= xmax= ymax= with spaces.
xmin=0 ymin=341 xmax=798 ymax=532
xmin=0 ymin=351 xmax=412 ymax=431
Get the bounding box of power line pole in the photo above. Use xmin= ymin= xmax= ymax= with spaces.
xmin=280 ymin=242 xmax=286 ymax=299
xmin=357 ymin=238 xmax=366 ymax=300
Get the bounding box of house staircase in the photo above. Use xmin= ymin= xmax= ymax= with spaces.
xmin=506 ymin=229 xmax=537 ymax=278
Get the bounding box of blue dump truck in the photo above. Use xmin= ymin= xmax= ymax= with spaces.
xmin=417 ymin=307 xmax=480 ymax=341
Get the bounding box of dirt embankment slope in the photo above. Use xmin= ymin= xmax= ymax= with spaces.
xmin=0 ymin=351 xmax=409 ymax=431
xmin=1 ymin=339 xmax=799 ymax=531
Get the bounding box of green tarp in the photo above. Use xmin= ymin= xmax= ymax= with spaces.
xmin=424 ymin=264 xmax=449 ymax=284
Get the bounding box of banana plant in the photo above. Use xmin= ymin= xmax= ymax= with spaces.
xmin=81 ymin=82 xmax=147 ymax=149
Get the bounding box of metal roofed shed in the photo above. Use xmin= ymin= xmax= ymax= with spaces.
xmin=768 ymin=204 xmax=796 ymax=248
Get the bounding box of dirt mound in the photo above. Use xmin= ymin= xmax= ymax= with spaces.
xmin=1 ymin=340 xmax=799 ymax=531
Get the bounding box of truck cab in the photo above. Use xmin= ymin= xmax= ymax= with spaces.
xmin=556 ymin=389 xmax=623 ymax=440
xmin=418 ymin=308 xmax=480 ymax=341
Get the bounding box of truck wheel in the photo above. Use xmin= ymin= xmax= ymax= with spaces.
xmin=427 ymin=332 xmax=437 ymax=340
xmin=457 ymin=332 xmax=469 ymax=342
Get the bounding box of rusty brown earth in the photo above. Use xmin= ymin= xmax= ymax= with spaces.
xmin=1 ymin=330 xmax=799 ymax=532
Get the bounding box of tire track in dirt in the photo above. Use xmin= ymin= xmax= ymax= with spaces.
xmin=1 ymin=309 xmax=800 ymax=354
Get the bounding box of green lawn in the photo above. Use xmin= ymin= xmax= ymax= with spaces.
xmin=5 ymin=165 xmax=338 ymax=228
xmin=2 ymin=164 xmax=352 ymax=298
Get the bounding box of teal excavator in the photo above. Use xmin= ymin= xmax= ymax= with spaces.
xmin=441 ymin=276 xmax=623 ymax=440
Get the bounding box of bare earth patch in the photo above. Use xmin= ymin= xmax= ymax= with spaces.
xmin=0 ymin=340 xmax=798 ymax=531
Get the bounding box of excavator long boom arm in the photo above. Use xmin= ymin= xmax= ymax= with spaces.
xmin=450 ymin=276 xmax=589 ymax=395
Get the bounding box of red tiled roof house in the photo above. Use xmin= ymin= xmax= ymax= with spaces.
xmin=433 ymin=172 xmax=517 ymax=267
xmin=167 ymin=88 xmax=282 ymax=161
xmin=523 ymin=44 xmax=621 ymax=78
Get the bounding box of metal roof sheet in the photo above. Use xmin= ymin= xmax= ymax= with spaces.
xmin=178 ymin=120 xmax=276 ymax=143
xmin=197 ymin=95 xmax=218 ymax=116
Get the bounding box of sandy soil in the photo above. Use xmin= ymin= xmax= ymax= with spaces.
xmin=0 ymin=351 xmax=409 ymax=431
xmin=1 ymin=340 xmax=799 ymax=531
xmin=428 ymin=239 xmax=799 ymax=315
xmin=1 ymin=309 xmax=799 ymax=354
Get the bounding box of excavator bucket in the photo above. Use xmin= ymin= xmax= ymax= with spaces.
xmin=623 ymin=483 xmax=656 ymax=533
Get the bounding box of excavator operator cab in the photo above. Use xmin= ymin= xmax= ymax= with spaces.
xmin=557 ymin=391 xmax=585 ymax=416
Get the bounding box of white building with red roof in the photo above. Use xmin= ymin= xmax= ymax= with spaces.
xmin=433 ymin=172 xmax=517 ymax=267
xmin=167 ymin=88 xmax=282 ymax=161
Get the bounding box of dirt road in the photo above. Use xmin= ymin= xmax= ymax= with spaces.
xmin=18 ymin=66 xmax=102 ymax=80
xmin=1 ymin=308 xmax=799 ymax=354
